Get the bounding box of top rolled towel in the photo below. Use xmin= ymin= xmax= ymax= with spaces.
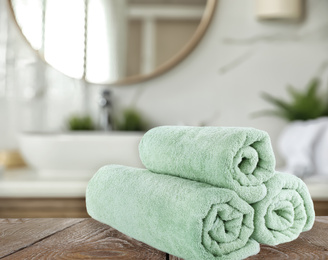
xmin=139 ymin=126 xmax=276 ymax=204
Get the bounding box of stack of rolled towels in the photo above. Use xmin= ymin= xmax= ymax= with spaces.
xmin=86 ymin=126 xmax=315 ymax=260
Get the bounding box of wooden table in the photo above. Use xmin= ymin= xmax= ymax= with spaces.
xmin=1 ymin=217 xmax=327 ymax=259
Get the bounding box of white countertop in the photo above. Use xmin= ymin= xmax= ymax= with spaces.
xmin=0 ymin=167 xmax=328 ymax=199
xmin=0 ymin=167 xmax=89 ymax=198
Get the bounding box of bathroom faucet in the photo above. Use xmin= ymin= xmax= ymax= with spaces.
xmin=98 ymin=89 xmax=114 ymax=131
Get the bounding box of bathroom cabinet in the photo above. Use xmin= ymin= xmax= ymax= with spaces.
xmin=0 ymin=198 xmax=327 ymax=218
xmin=312 ymin=200 xmax=328 ymax=216
xmin=0 ymin=198 xmax=89 ymax=218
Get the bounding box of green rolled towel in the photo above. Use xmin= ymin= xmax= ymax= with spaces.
xmin=86 ymin=165 xmax=260 ymax=260
xmin=139 ymin=126 xmax=276 ymax=203
xmin=252 ymin=171 xmax=315 ymax=245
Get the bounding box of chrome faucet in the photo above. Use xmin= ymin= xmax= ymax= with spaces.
xmin=98 ymin=89 xmax=114 ymax=131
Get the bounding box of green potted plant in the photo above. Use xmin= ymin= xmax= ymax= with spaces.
xmin=115 ymin=107 xmax=149 ymax=132
xmin=67 ymin=115 xmax=95 ymax=131
xmin=255 ymin=77 xmax=328 ymax=179
xmin=255 ymin=78 xmax=328 ymax=121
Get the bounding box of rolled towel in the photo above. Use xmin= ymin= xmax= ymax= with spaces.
xmin=251 ymin=171 xmax=315 ymax=245
xmin=139 ymin=126 xmax=276 ymax=203
xmin=86 ymin=165 xmax=260 ymax=260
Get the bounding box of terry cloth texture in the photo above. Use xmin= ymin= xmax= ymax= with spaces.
xmin=139 ymin=126 xmax=276 ymax=203
xmin=251 ymin=171 xmax=315 ymax=245
xmin=86 ymin=165 xmax=260 ymax=260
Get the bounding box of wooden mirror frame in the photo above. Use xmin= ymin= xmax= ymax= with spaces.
xmin=7 ymin=0 xmax=217 ymax=86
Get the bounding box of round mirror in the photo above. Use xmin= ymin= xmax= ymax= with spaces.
xmin=8 ymin=0 xmax=216 ymax=86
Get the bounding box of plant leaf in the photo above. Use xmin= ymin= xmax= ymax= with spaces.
xmin=251 ymin=110 xmax=291 ymax=121
xmin=260 ymin=92 xmax=291 ymax=112
xmin=255 ymin=77 xmax=327 ymax=121
xmin=286 ymin=85 xmax=301 ymax=100
xmin=306 ymin=78 xmax=320 ymax=97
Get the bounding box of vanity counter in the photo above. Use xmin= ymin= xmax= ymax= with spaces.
xmin=0 ymin=167 xmax=328 ymax=199
xmin=0 ymin=168 xmax=88 ymax=198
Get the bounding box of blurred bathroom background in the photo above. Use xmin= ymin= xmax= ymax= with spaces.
xmin=1 ymin=0 xmax=328 ymax=217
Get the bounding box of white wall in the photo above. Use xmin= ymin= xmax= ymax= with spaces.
xmin=99 ymin=0 xmax=328 ymax=166
xmin=2 ymin=0 xmax=328 ymax=166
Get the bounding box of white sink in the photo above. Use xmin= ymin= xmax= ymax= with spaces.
xmin=18 ymin=131 xmax=145 ymax=178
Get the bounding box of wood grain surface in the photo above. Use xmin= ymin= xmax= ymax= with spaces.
xmin=0 ymin=218 xmax=166 ymax=260
xmin=0 ymin=218 xmax=84 ymax=258
xmin=248 ymin=216 xmax=328 ymax=259
xmin=0 ymin=217 xmax=327 ymax=259
xmin=170 ymin=217 xmax=328 ymax=259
